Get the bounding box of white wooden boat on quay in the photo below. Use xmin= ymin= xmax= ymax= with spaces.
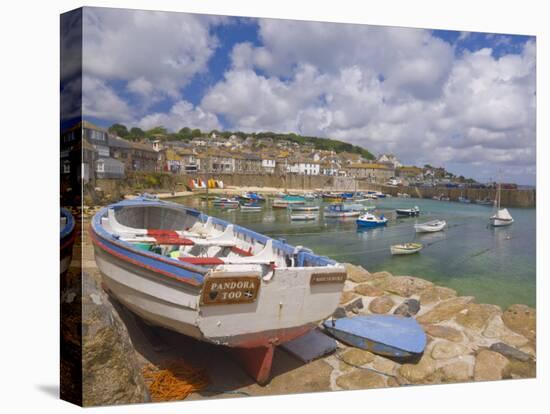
xmin=90 ymin=195 xmax=346 ymax=384
xmin=414 ymin=219 xmax=446 ymax=233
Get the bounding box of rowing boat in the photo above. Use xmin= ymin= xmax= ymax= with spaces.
xmin=390 ymin=242 xmax=423 ymax=255
xmin=90 ymin=195 xmax=346 ymax=384
xmin=414 ymin=219 xmax=446 ymax=233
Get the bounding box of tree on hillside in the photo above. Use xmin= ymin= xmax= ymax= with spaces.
xmin=129 ymin=127 xmax=145 ymax=140
xmin=145 ymin=126 xmax=168 ymax=137
xmin=191 ymin=128 xmax=202 ymax=138
xmin=109 ymin=123 xmax=129 ymax=137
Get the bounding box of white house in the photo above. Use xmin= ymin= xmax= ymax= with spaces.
xmin=377 ymin=154 xmax=402 ymax=169
xmin=261 ymin=158 xmax=276 ymax=174
xmin=288 ymin=159 xmax=320 ymax=175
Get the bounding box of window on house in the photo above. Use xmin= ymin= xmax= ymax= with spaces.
xmin=96 ymin=162 xmax=105 ymax=173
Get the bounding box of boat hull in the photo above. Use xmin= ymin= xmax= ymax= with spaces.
xmin=490 ymin=218 xmax=514 ymax=227
xmin=390 ymin=244 xmax=423 ymax=255
xmin=92 ymin=229 xmax=345 ymax=348
xmin=396 ymin=210 xmax=419 ymax=217
xmin=356 ymin=220 xmax=387 ymax=228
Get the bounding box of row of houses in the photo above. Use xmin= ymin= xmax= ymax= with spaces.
xmin=61 ymin=122 xmax=414 ymax=185
xmin=61 ymin=121 xmax=158 ymax=183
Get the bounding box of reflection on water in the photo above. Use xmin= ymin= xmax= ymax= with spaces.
xmin=172 ymin=195 xmax=536 ymax=309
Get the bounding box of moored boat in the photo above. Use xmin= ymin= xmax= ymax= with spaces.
xmin=212 ymin=197 xmax=240 ymax=208
xmin=395 ymin=206 xmax=420 ymax=217
xmin=458 ymin=196 xmax=471 ymax=203
xmin=272 ymin=195 xmax=306 ymax=209
xmin=290 ymin=213 xmax=318 ymax=221
xmin=90 ymin=195 xmax=347 ymax=384
xmin=290 ymin=204 xmax=320 ymax=212
xmin=356 ymin=212 xmax=388 ymax=228
xmin=390 ymin=242 xmax=423 ymax=255
xmin=476 ymin=197 xmax=493 ymax=206
xmin=414 ymin=219 xmax=446 ymax=233
xmin=240 ymin=203 xmax=262 ymax=211
xmin=323 ymin=315 xmax=426 ymax=358
xmin=239 ymin=192 xmax=266 ymax=203
xmin=324 ymin=203 xmax=361 ymax=218
xmin=490 ymin=183 xmax=514 ymax=227
xmin=60 ymin=207 xmax=76 ymax=274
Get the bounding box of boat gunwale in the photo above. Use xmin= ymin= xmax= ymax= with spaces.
xmin=60 ymin=207 xmax=75 ymax=239
xmin=91 ymin=197 xmax=339 ymax=287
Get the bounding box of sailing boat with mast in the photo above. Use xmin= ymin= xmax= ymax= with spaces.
xmin=489 ymin=182 xmax=514 ymax=227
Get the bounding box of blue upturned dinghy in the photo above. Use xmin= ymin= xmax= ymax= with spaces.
xmin=323 ymin=315 xmax=426 ymax=358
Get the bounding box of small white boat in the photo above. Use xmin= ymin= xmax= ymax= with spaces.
xmin=490 ymin=182 xmax=514 ymax=227
xmin=390 ymin=243 xmax=423 ymax=255
xmin=490 ymin=209 xmax=514 ymax=227
xmin=240 ymin=204 xmax=262 ymax=212
xmin=324 ymin=204 xmax=361 ymax=218
xmin=290 ymin=213 xmax=318 ymax=221
xmin=414 ymin=219 xmax=446 ymax=233
xmin=344 ymin=203 xmax=375 ymax=212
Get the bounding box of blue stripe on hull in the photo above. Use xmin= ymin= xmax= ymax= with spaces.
xmin=356 ymin=221 xmax=387 ymax=228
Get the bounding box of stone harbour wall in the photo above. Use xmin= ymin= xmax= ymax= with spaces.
xmin=324 ymin=264 xmax=536 ymax=389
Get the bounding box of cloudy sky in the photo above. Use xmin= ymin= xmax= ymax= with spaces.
xmin=81 ymin=7 xmax=536 ymax=184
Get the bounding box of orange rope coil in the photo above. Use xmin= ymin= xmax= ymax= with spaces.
xmin=142 ymin=360 xmax=209 ymax=402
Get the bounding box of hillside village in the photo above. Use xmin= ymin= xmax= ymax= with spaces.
xmin=61 ymin=121 xmax=463 ymax=186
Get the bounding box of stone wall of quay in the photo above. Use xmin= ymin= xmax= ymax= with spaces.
xmin=360 ymin=183 xmax=536 ymax=208
xmin=91 ymin=173 xmax=535 ymax=208
xmin=176 ymin=173 xmax=356 ymax=192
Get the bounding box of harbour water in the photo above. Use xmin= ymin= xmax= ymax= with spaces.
xmin=173 ymin=195 xmax=536 ymax=309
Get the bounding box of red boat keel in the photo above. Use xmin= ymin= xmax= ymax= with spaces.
xmin=232 ymin=345 xmax=275 ymax=385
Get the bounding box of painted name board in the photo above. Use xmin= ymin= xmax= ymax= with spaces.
xmin=310 ymin=272 xmax=347 ymax=285
xmin=201 ymin=276 xmax=261 ymax=305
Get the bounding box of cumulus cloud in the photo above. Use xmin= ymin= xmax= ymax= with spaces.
xmin=201 ymin=21 xmax=535 ymax=182
xmin=83 ymin=8 xmax=220 ymax=98
xmin=137 ymin=100 xmax=221 ymax=132
xmin=82 ymin=76 xmax=132 ymax=121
